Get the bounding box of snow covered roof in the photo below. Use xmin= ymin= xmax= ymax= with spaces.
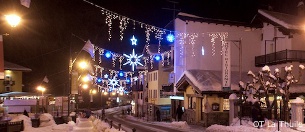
xmin=4 ymin=61 xmax=32 ymax=72
xmin=177 ymin=12 xmax=262 ymax=28
xmin=258 ymin=9 xmax=304 ymax=30
xmin=176 ymin=70 xmax=251 ymax=93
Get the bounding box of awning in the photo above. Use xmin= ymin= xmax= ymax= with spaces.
xmin=0 ymin=92 xmax=51 ymax=97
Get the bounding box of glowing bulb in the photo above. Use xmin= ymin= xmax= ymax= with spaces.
xmin=79 ymin=61 xmax=88 ymax=69
xmin=166 ymin=33 xmax=175 ymax=42
xmin=119 ymin=71 xmax=124 ymax=77
xmin=154 ymin=55 xmax=161 ymax=61
xmin=105 ymin=52 xmax=111 ymax=58
xmin=82 ymin=84 xmax=88 ymax=89
xmin=5 ymin=14 xmax=21 ymax=27
xmin=97 ymin=78 xmax=102 ymax=83
xmin=82 ymin=76 xmax=89 ymax=82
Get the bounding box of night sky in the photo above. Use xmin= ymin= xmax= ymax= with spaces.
xmin=0 ymin=0 xmax=300 ymax=96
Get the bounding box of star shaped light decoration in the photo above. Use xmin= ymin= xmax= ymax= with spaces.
xmin=123 ymin=49 xmax=143 ymax=71
xmin=130 ymin=35 xmax=137 ymax=45
xmin=108 ymin=76 xmax=120 ymax=89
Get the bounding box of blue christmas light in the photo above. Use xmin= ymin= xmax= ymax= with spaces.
xmin=154 ymin=55 xmax=161 ymax=61
xmin=119 ymin=71 xmax=124 ymax=77
xmin=105 ymin=52 xmax=111 ymax=58
xmin=166 ymin=33 xmax=175 ymax=42
xmin=126 ymin=78 xmax=130 ymax=83
xmin=97 ymin=78 xmax=102 ymax=83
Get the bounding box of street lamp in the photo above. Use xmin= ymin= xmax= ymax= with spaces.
xmin=37 ymin=86 xmax=46 ymax=96
xmin=0 ymin=14 xmax=21 ymax=80
xmin=5 ymin=14 xmax=21 ymax=27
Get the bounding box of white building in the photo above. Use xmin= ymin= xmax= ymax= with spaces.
xmin=173 ymin=12 xmax=262 ymax=126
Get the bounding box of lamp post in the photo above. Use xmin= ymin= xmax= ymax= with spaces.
xmin=37 ymin=86 xmax=46 ymax=96
xmin=0 ymin=14 xmax=21 ymax=80
xmin=69 ymin=60 xmax=90 ymax=114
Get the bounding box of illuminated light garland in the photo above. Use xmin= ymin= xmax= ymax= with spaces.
xmin=177 ymin=33 xmax=188 ymax=58
xmin=111 ymin=53 xmax=118 ymax=67
xmin=145 ymin=25 xmax=154 ymax=47
xmin=155 ymin=29 xmax=165 ymax=53
xmin=167 ymin=51 xmax=171 ymax=65
xmin=218 ymin=32 xmax=229 ymax=55
xmin=110 ymin=70 xmax=118 ymax=77
xmin=161 ymin=53 xmax=165 ymax=66
xmin=119 ymin=16 xmax=129 ymax=41
xmin=208 ymin=32 xmax=228 ymax=56
xmin=105 ymin=13 xmax=114 ymax=41
xmin=189 ymin=33 xmax=198 ymax=57
xmin=208 ymin=33 xmax=218 ymax=56
xmin=98 ymin=48 xmax=104 ymax=64
xmin=119 ymin=56 xmax=124 ymax=70
xmin=143 ymin=57 xmax=148 ymax=69
xmin=150 ymin=55 xmax=154 ymax=69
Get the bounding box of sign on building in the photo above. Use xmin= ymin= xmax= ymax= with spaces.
xmin=222 ymin=42 xmax=231 ymax=91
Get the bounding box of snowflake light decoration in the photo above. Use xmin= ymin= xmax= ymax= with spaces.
xmin=108 ymin=76 xmax=120 ymax=88
xmin=118 ymin=86 xmax=125 ymax=93
xmin=123 ymin=49 xmax=143 ymax=71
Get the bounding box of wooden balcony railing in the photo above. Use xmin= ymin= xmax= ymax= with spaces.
xmin=255 ymin=50 xmax=305 ymax=67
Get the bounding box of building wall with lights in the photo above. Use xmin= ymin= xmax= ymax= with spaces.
xmin=174 ymin=13 xmax=262 ymax=86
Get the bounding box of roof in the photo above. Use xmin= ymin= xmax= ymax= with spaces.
xmin=4 ymin=61 xmax=32 ymax=72
xmin=177 ymin=12 xmax=262 ymax=28
xmin=258 ymin=9 xmax=304 ymax=30
xmin=176 ymin=70 xmax=252 ymax=93
xmin=176 ymin=70 xmax=305 ymax=94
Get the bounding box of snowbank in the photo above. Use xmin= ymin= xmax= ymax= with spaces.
xmin=39 ymin=113 xmax=56 ymax=127
xmin=170 ymin=121 xmax=190 ymax=129
xmin=206 ymin=124 xmax=270 ymax=132
xmin=10 ymin=114 xmax=32 ymax=130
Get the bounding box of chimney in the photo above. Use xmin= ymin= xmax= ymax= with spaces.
xmin=297 ymin=1 xmax=305 ymax=16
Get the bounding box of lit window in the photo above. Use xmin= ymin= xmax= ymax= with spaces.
xmin=223 ymin=99 xmax=229 ymax=110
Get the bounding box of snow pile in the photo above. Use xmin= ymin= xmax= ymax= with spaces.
xmin=206 ymin=124 xmax=270 ymax=132
xmin=70 ymin=112 xmax=76 ymax=116
xmin=39 ymin=113 xmax=56 ymax=127
xmin=230 ymin=118 xmax=254 ymax=127
xmin=52 ymin=124 xmax=69 ymax=131
xmin=95 ymin=120 xmax=110 ymax=132
xmin=89 ymin=115 xmax=96 ymax=122
xmin=209 ymin=118 xmax=300 ymax=132
xmin=291 ymin=97 xmax=304 ymax=103
xmin=10 ymin=114 xmax=33 ymax=130
xmin=104 ymin=127 xmax=125 ymax=132
xmin=170 ymin=121 xmax=190 ymax=129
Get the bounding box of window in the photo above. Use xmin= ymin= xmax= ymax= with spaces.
xmin=223 ymin=99 xmax=229 ymax=110
xmin=140 ymin=93 xmax=143 ymax=99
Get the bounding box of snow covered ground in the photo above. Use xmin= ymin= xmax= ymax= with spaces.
xmin=206 ymin=118 xmax=302 ymax=132
xmin=12 ymin=114 xmax=124 ymax=132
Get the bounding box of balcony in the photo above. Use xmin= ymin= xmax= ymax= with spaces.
xmin=255 ymin=50 xmax=305 ymax=67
